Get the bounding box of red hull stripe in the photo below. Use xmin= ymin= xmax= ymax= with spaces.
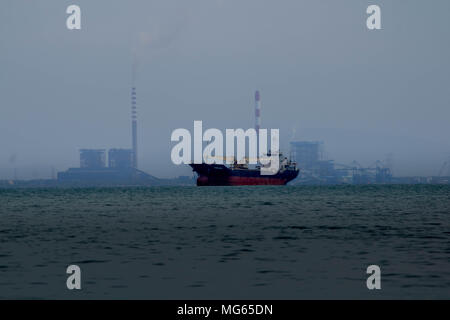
xmin=198 ymin=176 xmax=287 ymax=186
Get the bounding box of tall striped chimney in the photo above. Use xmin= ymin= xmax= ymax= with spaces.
xmin=255 ymin=90 xmax=261 ymax=132
xmin=131 ymin=86 xmax=138 ymax=169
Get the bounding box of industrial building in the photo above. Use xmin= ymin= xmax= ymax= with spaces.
xmin=57 ymin=148 xmax=158 ymax=185
xmin=290 ymin=141 xmax=337 ymax=180
xmin=57 ymin=80 xmax=159 ymax=186
xmin=108 ymin=149 xmax=133 ymax=169
xmin=290 ymin=141 xmax=322 ymax=171
xmin=80 ymin=149 xmax=106 ymax=168
xmin=290 ymin=141 xmax=393 ymax=185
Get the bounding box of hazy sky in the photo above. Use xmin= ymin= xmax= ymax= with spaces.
xmin=1 ymin=0 xmax=450 ymax=178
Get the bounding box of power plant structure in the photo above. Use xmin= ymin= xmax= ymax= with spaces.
xmin=57 ymin=147 xmax=154 ymax=185
xmin=80 ymin=149 xmax=106 ymax=169
xmin=290 ymin=141 xmax=323 ymax=172
xmin=255 ymin=90 xmax=261 ymax=133
xmin=131 ymin=86 xmax=138 ymax=169
xmin=57 ymin=63 xmax=158 ymax=186
xmin=289 ymin=140 xmax=393 ymax=185
xmin=289 ymin=141 xmax=336 ymax=183
xmin=109 ymin=149 xmax=133 ymax=169
xmin=28 ymin=77 xmax=450 ymax=187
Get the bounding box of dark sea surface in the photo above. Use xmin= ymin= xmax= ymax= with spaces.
xmin=0 ymin=185 xmax=449 ymax=299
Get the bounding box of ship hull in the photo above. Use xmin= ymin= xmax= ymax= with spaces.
xmin=190 ymin=163 xmax=299 ymax=186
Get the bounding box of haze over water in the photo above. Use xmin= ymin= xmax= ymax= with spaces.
xmin=2 ymin=1 xmax=450 ymax=178
xmin=1 ymin=185 xmax=449 ymax=299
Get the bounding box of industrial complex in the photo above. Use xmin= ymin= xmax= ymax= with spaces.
xmin=56 ymin=85 xmax=161 ymax=186
xmin=1 ymin=82 xmax=449 ymax=187
xmin=289 ymin=141 xmax=393 ymax=185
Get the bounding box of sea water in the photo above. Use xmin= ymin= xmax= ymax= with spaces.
xmin=0 ymin=185 xmax=449 ymax=299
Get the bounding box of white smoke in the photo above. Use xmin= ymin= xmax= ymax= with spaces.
xmin=131 ymin=18 xmax=186 ymax=85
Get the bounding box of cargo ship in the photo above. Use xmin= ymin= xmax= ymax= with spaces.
xmin=189 ymin=153 xmax=299 ymax=186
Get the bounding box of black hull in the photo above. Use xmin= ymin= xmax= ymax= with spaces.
xmin=189 ymin=163 xmax=299 ymax=186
